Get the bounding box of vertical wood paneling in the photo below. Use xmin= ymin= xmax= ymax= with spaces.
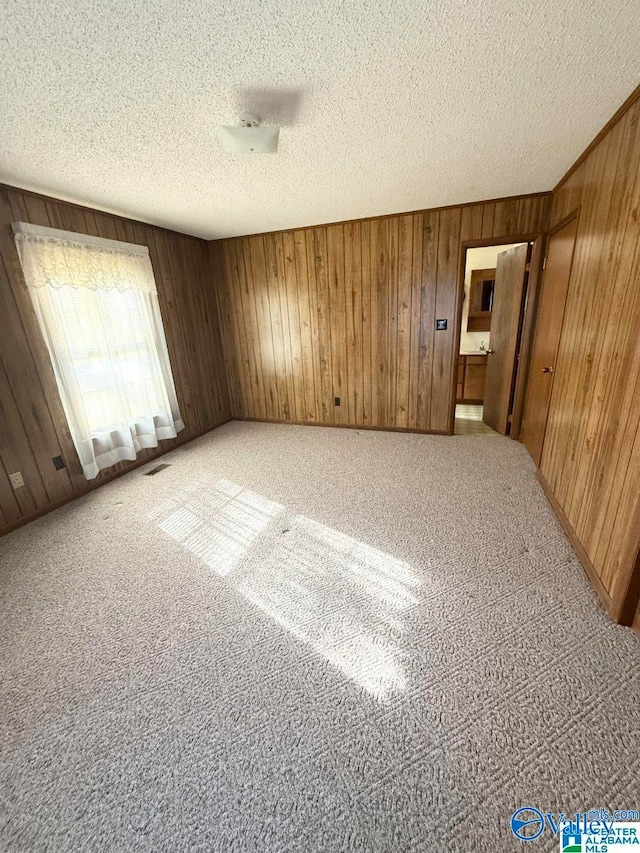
xmin=406 ymin=214 xmax=424 ymax=430
xmin=212 ymin=193 xmax=548 ymax=435
xmin=0 ymin=454 xmax=21 ymax=524
xmin=371 ymin=217 xmax=389 ymax=427
xmin=0 ymin=194 xmax=78 ymax=501
xmin=395 ymin=216 xmax=413 ymax=428
xmin=327 ymin=224 xmax=347 ymax=424
xmin=0 ymin=358 xmax=47 ymax=514
xmin=569 ymin=112 xmax=640 ymax=530
xmin=304 ymin=230 xmax=323 ymax=422
xmin=361 ymin=220 xmax=373 ymax=425
xmin=215 ymin=243 xmax=245 ymax=417
xmin=277 ymin=233 xmax=299 ymax=421
xmin=431 ymin=207 xmax=462 ymax=432
xmin=481 ymin=203 xmax=495 ymax=238
xmin=344 ymin=221 xmax=363 ymax=425
xmin=387 ymin=217 xmax=399 ymax=427
xmin=315 ymin=227 xmax=335 ymax=423
xmin=292 ymin=230 xmax=317 ymax=421
xmin=277 ymin=234 xmax=297 ymax=420
xmin=416 ymin=211 xmax=439 ymax=429
xmin=540 ymin=97 xmax=640 ymax=616
xmin=0 ymin=185 xmax=231 ymax=536
xmin=234 ymin=239 xmax=262 ymax=418
xmin=263 ymin=235 xmax=289 ymax=420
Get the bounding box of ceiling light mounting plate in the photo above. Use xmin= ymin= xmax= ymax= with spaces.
xmin=240 ymin=112 xmax=261 ymax=128
xmin=218 ymin=112 xmax=280 ymax=155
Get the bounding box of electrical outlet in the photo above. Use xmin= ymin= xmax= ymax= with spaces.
xmin=9 ymin=471 xmax=25 ymax=490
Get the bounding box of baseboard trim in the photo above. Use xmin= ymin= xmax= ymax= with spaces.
xmin=233 ymin=416 xmax=450 ymax=436
xmin=0 ymin=417 xmax=233 ymax=539
xmin=1 ymin=416 xmax=444 ymax=538
xmin=536 ymin=470 xmax=613 ymax=615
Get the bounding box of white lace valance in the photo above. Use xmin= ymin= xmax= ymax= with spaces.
xmin=13 ymin=221 xmax=157 ymax=294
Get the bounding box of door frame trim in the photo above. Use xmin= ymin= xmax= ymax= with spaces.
xmin=449 ymin=231 xmax=544 ymax=436
xmin=547 ymin=207 xmax=582 ymax=237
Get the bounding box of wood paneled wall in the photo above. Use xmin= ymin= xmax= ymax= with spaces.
xmin=541 ymin=93 xmax=640 ymax=619
xmin=0 ymin=186 xmax=231 ymax=535
xmin=211 ymin=194 xmax=549 ymax=433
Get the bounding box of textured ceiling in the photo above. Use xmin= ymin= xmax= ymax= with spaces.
xmin=1 ymin=0 xmax=639 ymax=239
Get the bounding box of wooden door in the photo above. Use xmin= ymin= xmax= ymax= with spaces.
xmin=483 ymin=243 xmax=529 ymax=434
xmin=521 ymin=217 xmax=578 ymax=465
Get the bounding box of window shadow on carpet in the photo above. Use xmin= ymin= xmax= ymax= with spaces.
xmin=149 ymin=479 xmax=422 ymax=699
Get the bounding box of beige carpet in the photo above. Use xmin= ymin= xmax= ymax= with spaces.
xmin=1 ymin=421 xmax=639 ymax=852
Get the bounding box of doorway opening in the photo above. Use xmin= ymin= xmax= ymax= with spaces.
xmin=454 ymin=241 xmax=531 ymax=436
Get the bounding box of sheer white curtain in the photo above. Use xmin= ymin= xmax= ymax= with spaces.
xmin=14 ymin=222 xmax=185 ymax=480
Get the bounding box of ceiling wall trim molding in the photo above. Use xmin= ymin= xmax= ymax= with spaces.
xmin=0 ymin=183 xmax=205 ymax=243
xmin=553 ymin=82 xmax=640 ymax=192
xmin=2 ymin=184 xmax=552 ymax=245
xmin=208 ymin=191 xmax=553 ymax=243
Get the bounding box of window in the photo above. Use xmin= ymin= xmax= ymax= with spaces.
xmin=14 ymin=222 xmax=184 ymax=480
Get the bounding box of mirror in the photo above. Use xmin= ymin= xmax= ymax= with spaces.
xmin=467 ymin=267 xmax=495 ymax=332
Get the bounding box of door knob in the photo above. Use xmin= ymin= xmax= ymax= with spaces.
xmin=486 ymin=349 xmax=494 ymax=355
xmin=542 ymin=366 xmax=554 ymax=373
